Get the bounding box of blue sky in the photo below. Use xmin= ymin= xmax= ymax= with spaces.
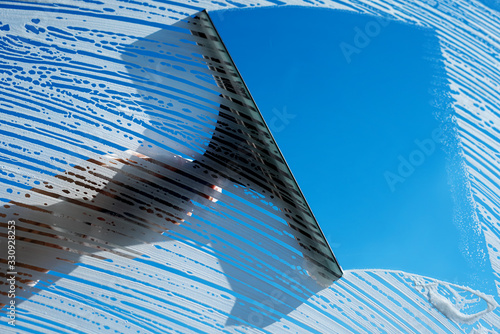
xmin=212 ymin=6 xmax=496 ymax=293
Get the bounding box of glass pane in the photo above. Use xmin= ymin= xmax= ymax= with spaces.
xmin=0 ymin=1 xmax=499 ymax=333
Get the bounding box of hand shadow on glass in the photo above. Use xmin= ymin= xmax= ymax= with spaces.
xmin=0 ymin=11 xmax=337 ymax=329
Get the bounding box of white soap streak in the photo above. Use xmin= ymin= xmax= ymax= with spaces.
xmin=427 ymin=286 xmax=495 ymax=324
xmin=334 ymin=270 xmax=498 ymax=333
xmin=269 ymin=269 xmax=498 ymax=333
xmin=412 ymin=278 xmax=498 ymax=325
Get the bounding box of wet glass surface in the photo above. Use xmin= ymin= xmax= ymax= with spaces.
xmin=0 ymin=1 xmax=499 ymax=333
